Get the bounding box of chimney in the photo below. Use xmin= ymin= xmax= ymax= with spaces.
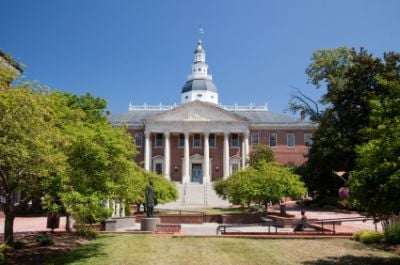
xmin=300 ymin=110 xmax=306 ymax=120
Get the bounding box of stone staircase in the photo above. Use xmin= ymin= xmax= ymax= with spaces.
xmin=158 ymin=182 xmax=230 ymax=208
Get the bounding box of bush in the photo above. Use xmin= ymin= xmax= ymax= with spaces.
xmin=35 ymin=234 xmax=54 ymax=246
xmin=13 ymin=240 xmax=28 ymax=250
xmin=75 ymin=225 xmax=98 ymax=240
xmin=353 ymin=230 xmax=369 ymax=241
xmin=359 ymin=231 xmax=384 ymax=244
xmin=0 ymin=244 xmax=12 ymax=265
xmin=384 ymin=221 xmax=400 ymax=244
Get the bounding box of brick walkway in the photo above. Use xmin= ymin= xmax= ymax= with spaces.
xmin=0 ymin=204 xmax=381 ymax=236
xmin=0 ymin=216 xmax=67 ymax=234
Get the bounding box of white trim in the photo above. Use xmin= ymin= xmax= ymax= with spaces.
xmin=269 ymin=132 xmax=277 ymax=148
xmin=287 ymin=133 xmax=295 ymax=148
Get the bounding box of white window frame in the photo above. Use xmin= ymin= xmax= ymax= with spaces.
xmin=231 ymin=133 xmax=239 ymax=148
xmin=152 ymin=156 xmax=164 ymax=175
xmin=287 ymin=133 xmax=295 ymax=148
xmin=304 ymin=133 xmax=313 ymax=147
xmin=251 ymin=132 xmax=259 ymax=145
xmin=178 ymin=133 xmax=184 ymax=148
xmin=269 ymin=133 xmax=277 ymax=148
xmin=209 ymin=133 xmax=216 ymax=148
xmin=192 ymin=134 xmax=201 ymax=148
xmin=154 ymin=133 xmax=164 ymax=148
xmin=134 ymin=132 xmax=143 ymax=148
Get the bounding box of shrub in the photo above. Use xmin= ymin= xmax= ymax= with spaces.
xmin=0 ymin=244 xmax=12 ymax=265
xmin=353 ymin=230 xmax=369 ymax=241
xmin=384 ymin=221 xmax=400 ymax=244
xmin=75 ymin=225 xmax=98 ymax=240
xmin=359 ymin=231 xmax=384 ymax=244
xmin=13 ymin=240 xmax=28 ymax=250
xmin=36 ymin=234 xmax=54 ymax=246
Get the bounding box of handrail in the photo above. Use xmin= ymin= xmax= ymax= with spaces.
xmin=309 ymin=217 xmax=379 ymax=234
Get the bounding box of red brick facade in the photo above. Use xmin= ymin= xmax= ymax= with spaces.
xmin=128 ymin=128 xmax=312 ymax=182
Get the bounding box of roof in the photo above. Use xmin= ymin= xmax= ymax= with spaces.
xmin=108 ymin=103 xmax=313 ymax=127
xmin=181 ymin=78 xmax=218 ymax=93
xmin=0 ymin=49 xmax=23 ymax=73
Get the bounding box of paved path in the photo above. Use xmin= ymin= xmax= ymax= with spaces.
xmin=0 ymin=216 xmax=67 ymax=234
xmin=0 ymin=205 xmax=381 ymax=236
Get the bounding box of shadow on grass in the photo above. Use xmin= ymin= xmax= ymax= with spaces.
xmin=43 ymin=236 xmax=115 ymax=265
xmin=302 ymin=255 xmax=400 ymax=265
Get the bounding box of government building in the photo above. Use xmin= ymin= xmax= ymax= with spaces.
xmin=109 ymin=40 xmax=315 ymax=206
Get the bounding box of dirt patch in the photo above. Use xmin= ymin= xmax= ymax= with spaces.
xmin=3 ymin=232 xmax=88 ymax=265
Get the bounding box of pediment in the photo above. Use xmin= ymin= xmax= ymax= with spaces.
xmin=146 ymin=101 xmax=249 ymax=123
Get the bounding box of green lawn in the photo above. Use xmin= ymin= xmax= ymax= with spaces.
xmin=44 ymin=235 xmax=400 ymax=265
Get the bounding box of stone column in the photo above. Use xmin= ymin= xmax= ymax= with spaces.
xmin=244 ymin=131 xmax=249 ymax=169
xmin=164 ymin=132 xmax=170 ymax=180
xmin=241 ymin=133 xmax=246 ymax=169
xmin=203 ymin=132 xmax=210 ymax=183
xmin=144 ymin=131 xmax=151 ymax=171
xmin=120 ymin=201 xmax=126 ymax=217
xmin=183 ymin=132 xmax=190 ymax=183
xmin=223 ymin=132 xmax=230 ymax=179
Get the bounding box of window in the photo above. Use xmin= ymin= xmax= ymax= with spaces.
xmin=231 ymin=133 xmax=239 ymax=148
xmin=287 ymin=133 xmax=295 ymax=147
xmin=251 ymin=132 xmax=259 ymax=145
xmin=231 ymin=163 xmax=239 ymax=173
xmin=209 ymin=133 xmax=216 ymax=147
xmin=155 ymin=133 xmax=163 ymax=148
xmin=155 ymin=163 xmax=163 ymax=175
xmin=134 ymin=132 xmax=143 ymax=148
xmin=269 ymin=133 xmax=277 ymax=147
xmin=193 ymin=134 xmax=201 ymax=148
xmin=178 ymin=134 xmax=184 ymax=147
xmin=304 ymin=133 xmax=313 ymax=147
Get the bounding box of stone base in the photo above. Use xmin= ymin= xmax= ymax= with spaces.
xmin=141 ymin=217 xmax=161 ymax=231
xmin=104 ymin=216 xmax=136 ymax=231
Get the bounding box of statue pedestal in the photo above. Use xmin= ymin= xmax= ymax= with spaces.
xmin=140 ymin=217 xmax=161 ymax=231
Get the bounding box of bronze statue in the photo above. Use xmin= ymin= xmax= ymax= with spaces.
xmin=145 ymin=180 xmax=155 ymax=217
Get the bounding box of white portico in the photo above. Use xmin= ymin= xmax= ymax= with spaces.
xmin=143 ymin=100 xmax=250 ymax=184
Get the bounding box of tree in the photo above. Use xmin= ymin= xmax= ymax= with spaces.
xmin=249 ymin=144 xmax=275 ymax=168
xmin=291 ymin=48 xmax=397 ymax=199
xmin=0 ymin=86 xmax=67 ymax=244
xmin=350 ymin=65 xmax=400 ymax=226
xmin=215 ymin=161 xmax=306 ymax=212
xmin=43 ymin=92 xmax=147 ymax=227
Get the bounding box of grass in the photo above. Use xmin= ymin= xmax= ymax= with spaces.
xmin=45 ymin=235 xmax=400 ymax=265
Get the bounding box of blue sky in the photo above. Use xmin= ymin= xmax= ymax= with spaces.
xmin=2 ymin=0 xmax=399 ymax=114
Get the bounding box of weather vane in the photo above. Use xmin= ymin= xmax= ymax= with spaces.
xmin=199 ymin=27 xmax=204 ymax=38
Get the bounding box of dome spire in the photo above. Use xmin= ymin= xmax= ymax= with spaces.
xmin=181 ymin=29 xmax=219 ymax=105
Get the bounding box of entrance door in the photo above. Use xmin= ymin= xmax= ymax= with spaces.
xmin=191 ymin=163 xmax=203 ymax=183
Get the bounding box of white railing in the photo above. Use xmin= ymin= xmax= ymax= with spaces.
xmin=128 ymin=102 xmax=268 ymax=111
xmin=128 ymin=102 xmax=177 ymax=111
xmin=220 ymin=103 xmax=268 ymax=111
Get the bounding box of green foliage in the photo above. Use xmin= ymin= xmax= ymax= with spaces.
xmin=249 ymin=144 xmax=275 ymax=168
xmin=213 ymin=180 xmax=227 ymax=199
xmin=12 ymin=240 xmax=27 ymax=250
xmin=0 ymin=243 xmax=12 ymax=264
xmin=215 ymin=161 xmax=306 ymax=208
xmin=75 ymin=225 xmax=98 ymax=240
xmin=359 ymin=231 xmax=384 ymax=244
xmin=350 ymin=66 xmax=400 ymax=219
xmin=384 ymin=221 xmax=400 ymax=244
xmin=62 ymin=192 xmax=111 ymax=224
xmin=293 ymin=48 xmax=400 ymax=200
xmin=35 ymin=234 xmax=54 ymax=246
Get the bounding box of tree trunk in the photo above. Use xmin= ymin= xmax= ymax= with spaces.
xmin=65 ymin=213 xmax=72 ymax=232
xmin=264 ymin=200 xmax=269 ymax=215
xmin=4 ymin=210 xmax=16 ymax=245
